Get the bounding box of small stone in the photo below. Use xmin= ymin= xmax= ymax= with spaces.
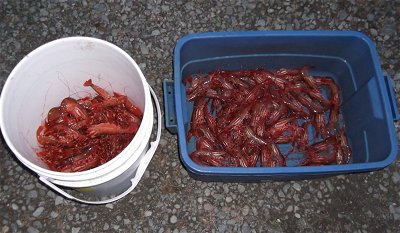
xmin=39 ymin=9 xmax=49 ymax=16
xmin=159 ymin=138 xmax=167 ymax=146
xmin=392 ymin=172 xmax=400 ymax=183
xmin=295 ymin=213 xmax=301 ymax=218
xmin=197 ymin=197 xmax=203 ymax=203
xmin=204 ymin=203 xmax=214 ymax=212
xmin=71 ymin=227 xmax=80 ymax=233
xmin=151 ymin=29 xmax=161 ymax=36
xmin=140 ymin=43 xmax=149 ymax=55
xmin=379 ymin=184 xmax=388 ymax=192
xmin=124 ymin=219 xmax=131 ymax=225
xmin=242 ymin=205 xmax=250 ymax=216
xmin=204 ymin=188 xmax=211 ymax=196
xmin=103 ymin=223 xmax=109 ymax=230
xmin=55 ymin=196 xmax=63 ymax=205
xmin=237 ymin=184 xmax=245 ymax=193
xmin=367 ymin=13 xmax=374 ymax=21
xmin=33 ymin=221 xmax=42 ymax=229
xmin=50 ymin=211 xmax=58 ymax=218
xmin=94 ymin=3 xmax=107 ymax=12
xmin=33 ymin=207 xmax=44 ymax=217
xmin=24 ymin=184 xmax=35 ymax=190
xmin=227 ymin=219 xmax=236 ymax=225
xmin=144 ymin=211 xmax=152 ymax=217
xmin=370 ymin=28 xmax=378 ymax=37
xmin=292 ymin=183 xmax=301 ymax=191
xmin=278 ymin=191 xmax=285 ymax=198
xmin=161 ymin=5 xmax=170 ymax=11
xmin=28 ymin=190 xmax=38 ymax=198
xmin=11 ymin=203 xmax=19 ymax=210
xmin=256 ymin=19 xmax=266 ymax=27
xmin=27 ymin=227 xmax=39 ymax=233
xmin=170 ymin=215 xmax=177 ymax=224
xmin=287 ymin=205 xmax=293 ymax=212
xmin=226 ymin=196 xmax=233 ymax=203
xmin=338 ymin=10 xmax=348 ymax=20
xmin=105 ymin=204 xmax=113 ymax=209
xmin=241 ymin=222 xmax=251 ymax=233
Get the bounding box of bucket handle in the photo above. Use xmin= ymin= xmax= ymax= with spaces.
xmin=39 ymin=85 xmax=162 ymax=205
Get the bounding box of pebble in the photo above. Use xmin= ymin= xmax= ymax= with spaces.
xmin=27 ymin=227 xmax=39 ymax=233
xmin=379 ymin=184 xmax=388 ymax=193
xmin=151 ymin=29 xmax=161 ymax=36
xmin=367 ymin=13 xmax=374 ymax=21
xmin=144 ymin=211 xmax=152 ymax=217
xmin=170 ymin=215 xmax=177 ymax=224
xmin=389 ymin=205 xmax=400 ymax=220
xmin=11 ymin=203 xmax=19 ymax=210
xmin=292 ymin=183 xmax=301 ymax=192
xmin=159 ymin=138 xmax=168 ymax=146
xmin=32 ymin=207 xmax=44 ymax=217
xmin=24 ymin=184 xmax=35 ymax=190
xmin=242 ymin=205 xmax=250 ymax=216
xmin=50 ymin=211 xmax=59 ymax=219
xmin=392 ymin=172 xmax=400 ymax=183
xmin=226 ymin=196 xmax=233 ymax=203
xmin=28 ymin=190 xmax=38 ymax=198
xmin=103 ymin=223 xmax=109 ymax=231
xmin=55 ymin=196 xmax=63 ymax=205
xmin=33 ymin=221 xmax=42 ymax=229
xmin=140 ymin=43 xmax=149 ymax=55
xmin=71 ymin=227 xmax=80 ymax=233
xmin=112 ymin=224 xmax=119 ymax=230
xmin=124 ymin=219 xmax=131 ymax=225
xmin=237 ymin=184 xmax=245 ymax=193
xmin=204 ymin=188 xmax=211 ymax=196
xmin=278 ymin=191 xmax=285 ymax=198
xmin=370 ymin=28 xmax=378 ymax=37
xmin=241 ymin=222 xmax=251 ymax=233
xmin=105 ymin=204 xmax=113 ymax=209
xmin=204 ymin=203 xmax=214 ymax=212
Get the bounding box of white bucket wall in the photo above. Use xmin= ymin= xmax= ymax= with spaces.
xmin=0 ymin=37 xmax=161 ymax=203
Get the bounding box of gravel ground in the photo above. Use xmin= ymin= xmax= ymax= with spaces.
xmin=1 ymin=0 xmax=400 ymax=232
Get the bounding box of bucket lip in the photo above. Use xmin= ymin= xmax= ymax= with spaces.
xmin=0 ymin=36 xmax=152 ymax=178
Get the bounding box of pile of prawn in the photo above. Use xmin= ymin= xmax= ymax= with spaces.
xmin=186 ymin=66 xmax=351 ymax=167
xmin=36 ymin=79 xmax=143 ymax=172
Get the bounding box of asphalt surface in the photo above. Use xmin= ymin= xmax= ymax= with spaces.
xmin=1 ymin=1 xmax=400 ymax=232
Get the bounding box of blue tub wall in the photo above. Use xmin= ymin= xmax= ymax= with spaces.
xmin=173 ymin=31 xmax=397 ymax=179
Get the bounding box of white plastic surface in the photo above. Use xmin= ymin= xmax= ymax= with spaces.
xmin=0 ymin=37 xmax=154 ymax=187
xmin=39 ymin=86 xmax=162 ymax=204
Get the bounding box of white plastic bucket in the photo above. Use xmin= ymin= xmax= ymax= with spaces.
xmin=0 ymin=37 xmax=161 ymax=204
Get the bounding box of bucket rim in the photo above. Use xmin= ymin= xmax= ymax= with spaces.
xmin=0 ymin=36 xmax=152 ymax=179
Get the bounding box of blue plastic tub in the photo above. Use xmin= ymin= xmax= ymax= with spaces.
xmin=164 ymin=30 xmax=399 ymax=181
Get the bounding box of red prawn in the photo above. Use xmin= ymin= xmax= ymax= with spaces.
xmin=36 ymin=80 xmax=142 ymax=172
xmin=186 ymin=66 xmax=351 ymax=167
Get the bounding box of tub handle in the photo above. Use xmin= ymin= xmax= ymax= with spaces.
xmin=384 ymin=75 xmax=400 ymax=121
xmin=163 ymin=79 xmax=178 ymax=134
xmin=39 ymin=85 xmax=162 ymax=205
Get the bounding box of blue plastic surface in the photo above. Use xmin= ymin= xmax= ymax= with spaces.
xmin=163 ymin=79 xmax=178 ymax=134
xmin=171 ymin=30 xmax=399 ymax=181
xmin=383 ymin=75 xmax=400 ymax=121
